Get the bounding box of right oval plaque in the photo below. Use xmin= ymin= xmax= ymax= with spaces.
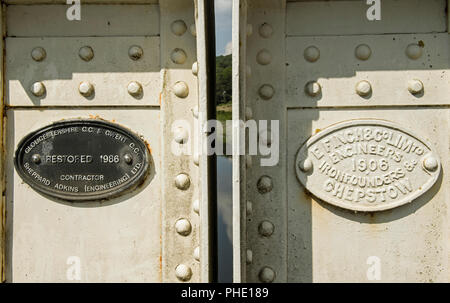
xmin=295 ymin=119 xmax=441 ymax=212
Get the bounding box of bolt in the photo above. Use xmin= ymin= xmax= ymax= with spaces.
xmin=175 ymin=173 xmax=190 ymax=190
xmin=175 ymin=218 xmax=192 ymax=236
xmin=79 ymin=81 xmax=94 ymax=97
xmin=175 ymin=264 xmax=192 ymax=282
xmin=259 ymin=84 xmax=275 ymax=100
xmin=193 ymin=247 xmax=200 ymax=262
xmin=79 ymin=46 xmax=94 ymax=61
xmin=190 ymin=24 xmax=197 ymax=36
xmin=256 ymin=49 xmax=272 ymax=65
xmin=258 ymin=221 xmax=275 ymax=237
xmin=31 ymin=154 xmax=41 ymax=164
xmin=127 ymin=81 xmax=142 ymax=96
xmin=355 ymin=80 xmax=372 ymax=97
xmin=423 ymin=156 xmax=438 ymax=172
xmin=245 ymin=107 xmax=253 ymax=120
xmin=304 ymin=46 xmax=320 ymax=62
xmin=259 ymin=23 xmax=273 ymax=38
xmin=259 ymin=267 xmax=276 ymax=283
xmin=123 ymin=154 xmax=133 ymax=164
xmin=305 ymin=81 xmax=321 ymax=97
xmin=171 ymin=48 xmax=187 ymax=64
xmin=31 ymin=47 xmax=46 ymax=62
xmin=408 ymin=79 xmax=424 ymax=94
xmin=171 ymin=20 xmax=187 ymax=36
xmin=298 ymin=158 xmax=313 ymax=172
xmin=246 ymin=201 xmax=253 ymax=216
xmin=355 ymin=44 xmax=372 ymax=60
xmin=174 ymin=127 xmax=189 ymax=144
xmin=406 ymin=43 xmax=423 ymax=60
xmin=128 ymin=45 xmax=143 ymax=61
xmin=246 ymin=250 xmax=253 ymax=264
xmin=257 ymin=175 xmax=273 ymax=194
xmin=246 ymin=24 xmax=253 ymax=36
xmin=173 ymin=81 xmax=189 ymax=98
xmin=193 ymin=153 xmax=199 ymax=166
xmin=30 ymin=82 xmax=46 ymax=97
xmin=191 ymin=106 xmax=199 ymax=118
xmin=192 ymin=62 xmax=198 ymax=76
xmin=192 ymin=199 xmax=200 ymax=214
xmin=246 ymin=65 xmax=252 ymax=77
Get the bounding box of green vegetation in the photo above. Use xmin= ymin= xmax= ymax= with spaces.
xmin=216 ymin=54 xmax=232 ymax=105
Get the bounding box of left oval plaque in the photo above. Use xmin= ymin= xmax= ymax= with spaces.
xmin=14 ymin=119 xmax=150 ymax=201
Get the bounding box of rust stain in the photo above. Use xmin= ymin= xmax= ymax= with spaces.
xmin=314 ymin=128 xmax=321 ymax=134
xmin=418 ymin=40 xmax=425 ymax=48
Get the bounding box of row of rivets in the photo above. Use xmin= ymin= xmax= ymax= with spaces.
xmin=303 ymin=79 xmax=424 ymax=98
xmin=171 ymin=20 xmax=196 ymax=37
xmin=303 ymin=43 xmax=424 ymax=62
xmin=30 ymin=81 xmax=144 ymax=97
xmin=32 ymin=45 xmax=144 ymax=62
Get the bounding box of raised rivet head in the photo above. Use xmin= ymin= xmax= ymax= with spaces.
xmin=257 ymin=176 xmax=273 ymax=194
xmin=258 ymin=84 xmax=275 ymax=100
xmin=30 ymin=82 xmax=46 ymax=97
xmin=175 ymin=173 xmax=191 ymax=190
xmin=79 ymin=46 xmax=94 ymax=61
xmin=193 ymin=153 xmax=199 ymax=166
xmin=259 ymin=129 xmax=271 ymax=146
xmin=423 ymin=156 xmax=438 ymax=172
xmin=127 ymin=81 xmax=142 ymax=96
xmin=406 ymin=43 xmax=423 ymax=60
xmin=128 ymin=45 xmax=143 ymax=61
xmin=191 ymin=106 xmax=199 ymax=118
xmin=31 ymin=47 xmax=46 ymax=62
xmin=259 ymin=267 xmax=275 ymax=283
xmin=245 ymin=107 xmax=253 ymax=120
xmin=298 ymin=158 xmax=313 ymax=172
xmin=171 ymin=48 xmax=187 ymax=64
xmin=192 ymin=62 xmax=198 ymax=76
xmin=246 ymin=24 xmax=253 ymax=36
xmin=171 ymin=20 xmax=187 ymax=36
xmin=194 ymin=247 xmax=200 ymax=261
xmin=355 ymin=80 xmax=372 ymax=97
xmin=190 ymin=24 xmax=197 ymax=36
xmin=246 ymin=201 xmax=253 ymax=216
xmin=175 ymin=264 xmax=192 ymax=282
xmin=123 ymin=154 xmax=133 ymax=164
xmin=246 ymin=65 xmax=252 ymax=77
xmin=175 ymin=218 xmax=192 ymax=236
xmin=259 ymin=23 xmax=273 ymax=38
xmin=259 ymin=221 xmax=274 ymax=237
xmin=174 ymin=126 xmax=189 ymax=144
xmin=355 ymin=44 xmax=372 ymax=60
xmin=408 ymin=79 xmax=424 ymax=94
xmin=246 ymin=250 xmax=253 ymax=264
xmin=304 ymin=46 xmax=320 ymax=62
xmin=173 ymin=81 xmax=189 ymax=98
xmin=192 ymin=199 xmax=200 ymax=214
xmin=256 ymin=49 xmax=272 ymax=65
xmin=31 ymin=154 xmax=41 ymax=164
xmin=79 ymin=81 xmax=94 ymax=97
xmin=305 ymin=81 xmax=321 ymax=97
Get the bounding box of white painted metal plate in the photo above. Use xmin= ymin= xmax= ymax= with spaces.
xmin=295 ymin=119 xmax=441 ymax=212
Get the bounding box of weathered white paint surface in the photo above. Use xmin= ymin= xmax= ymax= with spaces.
xmin=234 ymin=0 xmax=450 ymax=282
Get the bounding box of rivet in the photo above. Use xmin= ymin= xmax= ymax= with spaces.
xmin=123 ymin=154 xmax=133 ymax=164
xmin=245 ymin=107 xmax=253 ymax=120
xmin=246 ymin=250 xmax=253 ymax=264
xmin=246 ymin=155 xmax=252 ymax=168
xmin=246 ymin=65 xmax=252 ymax=77
xmin=258 ymin=84 xmax=275 ymax=100
xmin=355 ymin=80 xmax=372 ymax=97
xmin=78 ymin=81 xmax=94 ymax=97
xmin=30 ymin=82 xmax=46 ymax=97
xmin=256 ymin=49 xmax=271 ymax=65
xmin=31 ymin=47 xmax=46 ymax=62
xmin=191 ymin=106 xmax=199 ymax=118
xmin=304 ymin=46 xmax=320 ymax=62
xmin=246 ymin=24 xmax=253 ymax=36
xmin=173 ymin=81 xmax=189 ymax=98
xmin=406 ymin=43 xmax=423 ymax=60
xmin=175 ymin=173 xmax=191 ymax=190
xmin=192 ymin=62 xmax=198 ymax=76
xmin=298 ymin=158 xmax=313 ymax=172
xmin=423 ymin=156 xmax=438 ymax=172
xmin=193 ymin=153 xmax=199 ymax=166
xmin=259 ymin=129 xmax=271 ymax=146
xmin=127 ymin=81 xmax=142 ymax=96
xmin=31 ymin=154 xmax=41 ymax=164
xmin=259 ymin=267 xmax=275 ymax=283
xmin=259 ymin=23 xmax=273 ymax=38
xmin=175 ymin=264 xmax=192 ymax=282
xmin=79 ymin=46 xmax=94 ymax=61
xmin=408 ymin=79 xmax=424 ymax=94
xmin=194 ymin=247 xmax=200 ymax=262
xmin=171 ymin=20 xmax=187 ymax=36
xmin=175 ymin=218 xmax=192 ymax=236
xmin=305 ymin=81 xmax=321 ymax=97
xmin=246 ymin=201 xmax=252 ymax=216
xmin=193 ymin=199 xmax=200 ymax=214
xmin=355 ymin=44 xmax=371 ymax=60
xmin=190 ymin=24 xmax=197 ymax=36
xmin=171 ymin=48 xmax=187 ymax=64
xmin=128 ymin=45 xmax=143 ymax=61
xmin=257 ymin=176 xmax=273 ymax=194
xmin=259 ymin=221 xmax=274 ymax=237
xmin=174 ymin=126 xmax=189 ymax=144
